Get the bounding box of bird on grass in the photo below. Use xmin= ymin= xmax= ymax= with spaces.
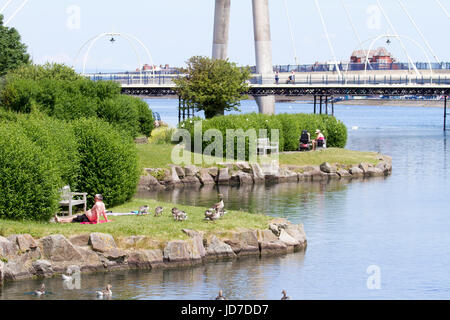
xmin=215 ymin=290 xmax=227 ymax=300
xmin=212 ymin=194 xmax=225 ymax=213
xmin=155 ymin=206 xmax=164 ymax=217
xmin=281 ymin=290 xmax=291 ymax=300
xmin=205 ymin=209 xmax=221 ymax=221
xmin=35 ymin=284 xmax=46 ymax=296
xmin=96 ymin=284 xmax=113 ymax=298
xmin=172 ymin=208 xmax=187 ymax=221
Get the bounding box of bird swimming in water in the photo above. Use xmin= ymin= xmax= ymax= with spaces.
xmin=96 ymin=284 xmax=113 ymax=298
xmin=62 ymin=274 xmax=72 ymax=282
xmin=215 ymin=290 xmax=227 ymax=300
xmin=155 ymin=206 xmax=163 ymax=217
xmin=35 ymin=284 xmax=46 ymax=296
xmin=281 ymin=290 xmax=290 ymax=300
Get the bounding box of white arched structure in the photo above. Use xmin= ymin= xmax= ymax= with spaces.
xmin=358 ymin=34 xmax=433 ymax=83
xmin=75 ymin=32 xmax=155 ymax=81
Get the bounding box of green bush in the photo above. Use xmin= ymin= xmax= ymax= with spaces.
xmin=72 ymin=118 xmax=140 ymax=207
xmin=0 ymin=63 xmax=154 ymax=137
xmin=180 ymin=113 xmax=347 ymax=160
xmin=0 ymin=122 xmax=60 ymax=221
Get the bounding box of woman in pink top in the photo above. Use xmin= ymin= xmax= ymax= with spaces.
xmin=55 ymin=194 xmax=108 ymax=224
xmin=312 ymin=129 xmax=325 ymax=151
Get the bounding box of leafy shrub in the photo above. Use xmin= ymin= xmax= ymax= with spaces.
xmin=180 ymin=113 xmax=347 ymax=160
xmin=0 ymin=122 xmax=60 ymax=221
xmin=0 ymin=63 xmax=154 ymax=137
xmin=72 ymin=118 xmax=140 ymax=207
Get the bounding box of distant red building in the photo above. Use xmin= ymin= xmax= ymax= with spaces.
xmin=350 ymin=47 xmax=395 ymax=64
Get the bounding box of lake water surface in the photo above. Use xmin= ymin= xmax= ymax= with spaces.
xmin=1 ymin=100 xmax=449 ymax=300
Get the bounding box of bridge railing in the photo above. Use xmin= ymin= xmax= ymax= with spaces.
xmin=86 ymin=73 xmax=450 ymax=86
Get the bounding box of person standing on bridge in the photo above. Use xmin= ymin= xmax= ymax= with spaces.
xmin=275 ymin=71 xmax=280 ymax=85
xmin=288 ymin=71 xmax=295 ymax=84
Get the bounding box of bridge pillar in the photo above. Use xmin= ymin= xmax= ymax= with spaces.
xmin=212 ymin=0 xmax=231 ymax=60
xmin=252 ymin=0 xmax=275 ymax=114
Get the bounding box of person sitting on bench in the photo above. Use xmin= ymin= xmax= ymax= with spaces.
xmin=312 ymin=129 xmax=325 ymax=151
xmin=55 ymin=194 xmax=108 ymax=224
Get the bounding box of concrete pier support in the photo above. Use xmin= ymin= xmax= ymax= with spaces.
xmin=212 ymin=0 xmax=231 ymax=60
xmin=252 ymin=0 xmax=275 ymax=114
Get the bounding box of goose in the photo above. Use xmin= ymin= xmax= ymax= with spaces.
xmin=172 ymin=207 xmax=181 ymax=218
xmin=212 ymin=194 xmax=225 ymax=213
xmin=215 ymin=290 xmax=227 ymax=300
xmin=174 ymin=210 xmax=188 ymax=221
xmin=35 ymin=284 xmax=46 ymax=296
xmin=281 ymin=290 xmax=290 ymax=300
xmin=205 ymin=209 xmax=221 ymax=221
xmin=96 ymin=284 xmax=112 ymax=298
xmin=155 ymin=206 xmax=164 ymax=217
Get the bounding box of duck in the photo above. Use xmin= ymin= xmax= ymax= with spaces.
xmin=172 ymin=207 xmax=181 ymax=218
xmin=174 ymin=210 xmax=187 ymax=221
xmin=212 ymin=194 xmax=225 ymax=213
xmin=205 ymin=209 xmax=221 ymax=221
xmin=35 ymin=284 xmax=46 ymax=296
xmin=215 ymin=290 xmax=227 ymax=300
xmin=281 ymin=290 xmax=290 ymax=300
xmin=155 ymin=206 xmax=164 ymax=217
xmin=96 ymin=284 xmax=113 ymax=298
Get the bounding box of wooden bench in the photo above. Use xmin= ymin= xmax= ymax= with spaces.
xmin=59 ymin=186 xmax=87 ymax=216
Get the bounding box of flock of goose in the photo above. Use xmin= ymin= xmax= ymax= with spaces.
xmin=135 ymin=194 xmax=227 ymax=223
xmin=32 ymin=194 xmax=291 ymax=300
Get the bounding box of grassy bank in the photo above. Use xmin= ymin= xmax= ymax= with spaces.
xmin=0 ymin=199 xmax=271 ymax=243
xmin=137 ymin=141 xmax=383 ymax=171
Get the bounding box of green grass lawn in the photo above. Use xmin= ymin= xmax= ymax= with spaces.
xmin=138 ymin=140 xmax=383 ymax=172
xmin=0 ymin=199 xmax=271 ymax=243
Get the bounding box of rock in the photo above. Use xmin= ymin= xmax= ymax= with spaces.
xmin=208 ymin=167 xmax=219 ymax=178
xmin=184 ymin=165 xmax=199 ymax=177
xmin=358 ymin=162 xmax=373 ymax=174
xmin=279 ymin=230 xmax=300 ymax=247
xmin=349 ymin=166 xmax=364 ymax=177
xmin=366 ymin=167 xmax=385 ymax=177
xmin=138 ymin=175 xmax=165 ymax=191
xmin=163 ymin=167 xmax=182 ymax=187
xmin=250 ymin=163 xmax=265 ymax=183
xmin=376 ymin=161 xmax=392 ymax=175
xmin=236 ymin=162 xmax=252 ymax=173
xmin=174 ymin=166 xmax=185 ymax=179
xmin=181 ymin=175 xmax=201 ymax=186
xmin=256 ymin=230 xmax=279 ymax=243
xmin=284 ymin=225 xmax=308 ymax=250
xmin=41 ymin=235 xmax=83 ymax=262
xmin=89 ymin=233 xmax=117 ymax=253
xmin=223 ymin=229 xmax=259 ymax=256
xmin=320 ymin=162 xmax=337 ymax=174
xmin=69 ymin=234 xmax=90 ymax=247
xmin=205 ymin=236 xmax=236 ymax=260
xmin=7 ymin=234 xmax=37 ymax=252
xmin=127 ymin=251 xmax=152 ymax=269
xmin=74 ymin=246 xmax=103 ymax=272
xmin=143 ymin=249 xmax=164 ymax=268
xmin=32 ymin=260 xmax=53 ymax=277
xmin=303 ymin=166 xmax=327 ymax=181
xmin=260 ymin=241 xmax=289 ymax=256
xmin=103 ymin=248 xmax=127 ymax=263
xmin=0 ymin=260 xmax=4 ymax=282
xmin=337 ymin=169 xmax=352 ymax=178
xmin=216 ymin=168 xmax=231 ymax=185
xmin=163 ymin=240 xmax=202 ymax=263
xmin=231 ymin=171 xmax=254 ymax=185
xmin=197 ymin=169 xmax=216 ymax=185
xmin=0 ymin=236 xmax=18 ymax=259
xmin=327 ymin=173 xmax=340 ymax=180
xmin=182 ymin=229 xmax=206 ymax=259
xmin=3 ymin=261 xmax=32 ymax=280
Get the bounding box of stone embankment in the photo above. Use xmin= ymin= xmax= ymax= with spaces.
xmin=0 ymin=219 xmax=306 ymax=284
xmin=139 ymin=158 xmax=392 ymax=191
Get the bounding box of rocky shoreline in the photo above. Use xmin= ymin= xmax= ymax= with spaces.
xmin=138 ymin=157 xmax=393 ymax=191
xmin=0 ymin=219 xmax=306 ymax=285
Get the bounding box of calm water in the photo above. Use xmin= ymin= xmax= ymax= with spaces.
xmin=1 ymin=100 xmax=449 ymax=300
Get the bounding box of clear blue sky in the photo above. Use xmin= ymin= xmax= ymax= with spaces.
xmin=3 ymin=0 xmax=450 ymax=72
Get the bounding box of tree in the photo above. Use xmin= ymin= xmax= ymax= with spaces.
xmin=0 ymin=15 xmax=30 ymax=77
xmin=174 ymin=56 xmax=251 ymax=119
